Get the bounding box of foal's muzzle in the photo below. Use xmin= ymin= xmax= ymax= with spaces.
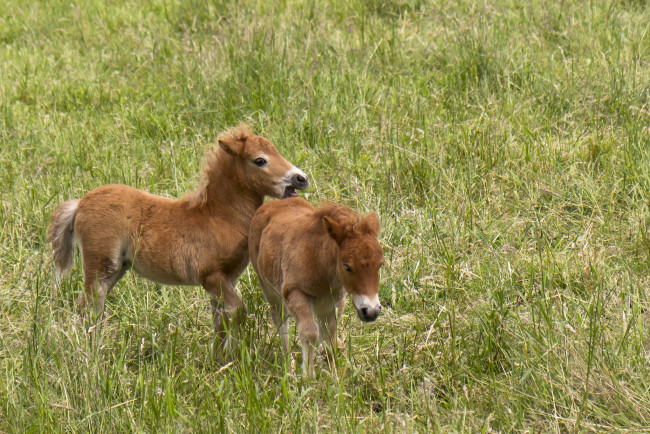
xmin=357 ymin=305 xmax=381 ymax=322
xmin=291 ymin=173 xmax=309 ymax=190
xmin=352 ymin=293 xmax=382 ymax=322
xmin=281 ymin=171 xmax=309 ymax=198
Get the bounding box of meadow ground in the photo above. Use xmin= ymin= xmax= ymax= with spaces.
xmin=1 ymin=0 xmax=650 ymax=431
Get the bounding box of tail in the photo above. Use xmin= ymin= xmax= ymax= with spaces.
xmin=47 ymin=199 xmax=80 ymax=280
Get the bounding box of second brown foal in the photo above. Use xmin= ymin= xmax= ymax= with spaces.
xmin=249 ymin=198 xmax=383 ymax=377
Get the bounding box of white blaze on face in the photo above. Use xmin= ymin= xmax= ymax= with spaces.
xmin=286 ymin=166 xmax=307 ymax=183
xmin=351 ymin=293 xmax=381 ymax=310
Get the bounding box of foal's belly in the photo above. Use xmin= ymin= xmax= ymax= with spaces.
xmin=130 ymin=245 xmax=247 ymax=288
xmin=129 ymin=246 xmax=203 ymax=286
xmin=131 ymin=261 xmax=198 ymax=286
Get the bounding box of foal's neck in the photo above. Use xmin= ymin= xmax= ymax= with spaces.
xmin=203 ymin=163 xmax=264 ymax=230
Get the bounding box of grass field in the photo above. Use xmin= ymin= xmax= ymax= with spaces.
xmin=2 ymin=0 xmax=650 ymax=431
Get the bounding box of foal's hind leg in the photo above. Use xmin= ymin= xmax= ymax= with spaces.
xmin=258 ymin=278 xmax=290 ymax=358
xmin=317 ymin=307 xmax=339 ymax=366
xmin=334 ymin=297 xmax=346 ymax=349
xmin=317 ymin=297 xmax=346 ymax=368
xmin=268 ymin=302 xmax=290 ymax=356
xmin=285 ymin=289 xmax=318 ymax=378
xmin=79 ymin=247 xmax=128 ymax=321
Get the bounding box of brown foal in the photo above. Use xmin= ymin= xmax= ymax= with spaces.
xmin=48 ymin=125 xmax=308 ymax=348
xmin=249 ymin=198 xmax=383 ymax=377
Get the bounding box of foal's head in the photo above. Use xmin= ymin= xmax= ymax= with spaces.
xmin=218 ymin=126 xmax=309 ymax=199
xmin=324 ymin=213 xmax=384 ymax=322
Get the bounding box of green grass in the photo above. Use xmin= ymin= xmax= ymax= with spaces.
xmin=2 ymin=0 xmax=650 ymax=431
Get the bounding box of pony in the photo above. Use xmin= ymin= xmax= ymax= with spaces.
xmin=47 ymin=125 xmax=308 ymax=347
xmin=248 ymin=198 xmax=383 ymax=377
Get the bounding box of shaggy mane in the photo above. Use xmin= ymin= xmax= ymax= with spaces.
xmin=314 ymin=203 xmax=360 ymax=228
xmin=184 ymin=124 xmax=254 ymax=209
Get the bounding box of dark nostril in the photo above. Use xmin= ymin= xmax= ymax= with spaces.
xmin=361 ymin=307 xmax=369 ymax=317
xmin=293 ymin=173 xmax=309 ymax=189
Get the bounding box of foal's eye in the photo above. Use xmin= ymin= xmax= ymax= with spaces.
xmin=253 ymin=157 xmax=267 ymax=167
xmin=343 ymin=263 xmax=352 ymax=273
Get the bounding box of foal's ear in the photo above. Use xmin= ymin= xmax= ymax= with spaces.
xmin=359 ymin=213 xmax=380 ymax=237
xmin=323 ymin=216 xmax=346 ymax=245
xmin=218 ymin=138 xmax=244 ymax=156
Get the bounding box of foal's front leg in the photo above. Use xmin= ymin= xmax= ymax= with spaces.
xmin=203 ymin=272 xmax=246 ymax=353
xmin=318 ymin=302 xmax=342 ymax=367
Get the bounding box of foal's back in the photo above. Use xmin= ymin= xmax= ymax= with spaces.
xmin=248 ymin=198 xmax=328 ymax=299
xmin=249 ymin=198 xmax=373 ymax=299
xmin=74 ymin=183 xmax=214 ymax=286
